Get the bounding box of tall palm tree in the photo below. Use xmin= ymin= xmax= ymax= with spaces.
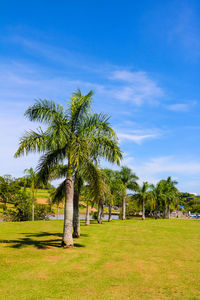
xmin=24 ymin=167 xmax=38 ymax=221
xmin=118 ymin=166 xmax=138 ymax=220
xmin=134 ymin=182 xmax=153 ymax=220
xmin=15 ymin=90 xmax=122 ymax=247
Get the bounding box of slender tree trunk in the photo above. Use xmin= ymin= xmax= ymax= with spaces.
xmin=163 ymin=206 xmax=166 ymax=219
xmin=98 ymin=199 xmax=103 ymax=224
xmin=32 ymin=191 xmax=34 ymax=221
xmin=166 ymin=204 xmax=170 ymax=219
xmin=108 ymin=204 xmax=112 ymax=222
xmin=3 ymin=199 xmax=7 ymax=211
xmin=85 ymin=202 xmax=90 ymax=225
xmin=62 ymin=177 xmax=74 ymax=248
xmin=122 ymin=197 xmax=126 ymax=220
xmin=142 ymin=200 xmax=145 ymax=220
xmin=57 ymin=204 xmax=59 ymax=220
xmin=73 ymin=190 xmax=80 ymax=238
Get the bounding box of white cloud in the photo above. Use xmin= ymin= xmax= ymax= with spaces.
xmin=3 ymin=36 xmax=165 ymax=107
xmin=117 ymin=133 xmax=158 ymax=144
xmin=122 ymin=155 xmax=200 ymax=192
xmin=109 ymin=70 xmax=164 ymax=105
xmin=166 ymin=101 xmax=197 ymax=112
xmin=140 ymin=156 xmax=200 ymax=174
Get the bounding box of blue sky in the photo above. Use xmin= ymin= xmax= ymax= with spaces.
xmin=1 ymin=0 xmax=200 ymax=193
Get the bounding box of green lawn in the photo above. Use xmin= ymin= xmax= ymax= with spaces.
xmin=0 ymin=219 xmax=200 ymax=300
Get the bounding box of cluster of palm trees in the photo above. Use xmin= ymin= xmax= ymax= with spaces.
xmin=15 ymin=89 xmax=179 ymax=248
xmin=131 ymin=177 xmax=179 ymax=220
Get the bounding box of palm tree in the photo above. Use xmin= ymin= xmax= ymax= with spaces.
xmin=15 ymin=89 xmax=122 ymax=247
xmin=81 ymin=183 xmax=99 ymax=226
xmin=118 ymin=167 xmax=138 ymax=220
xmin=50 ymin=182 xmax=65 ymax=219
xmin=154 ymin=177 xmax=178 ymax=219
xmin=134 ymin=182 xmax=153 ymax=220
xmin=102 ymin=169 xmax=121 ymax=222
xmin=24 ymin=167 xmax=38 ymax=221
xmin=165 ymin=177 xmax=178 ymax=218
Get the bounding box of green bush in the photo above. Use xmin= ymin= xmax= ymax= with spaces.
xmin=3 ymin=191 xmax=52 ymax=221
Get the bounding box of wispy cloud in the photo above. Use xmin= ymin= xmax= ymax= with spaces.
xmin=2 ymin=35 xmax=165 ymax=107
xmin=166 ymin=101 xmax=197 ymax=112
xmin=117 ymin=132 xmax=159 ymax=144
xmin=109 ymin=70 xmax=164 ymax=105
xmin=139 ymin=156 xmax=200 ymax=175
xmin=122 ymin=155 xmax=200 ymax=191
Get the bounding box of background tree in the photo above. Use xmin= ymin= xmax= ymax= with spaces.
xmin=153 ymin=177 xmax=179 ymax=219
xmin=24 ymin=168 xmax=39 ymax=221
xmin=0 ymin=175 xmax=20 ymax=210
xmin=133 ymin=182 xmax=153 ymax=220
xmin=117 ymin=167 xmax=138 ymax=220
xmin=102 ymin=169 xmax=122 ymax=222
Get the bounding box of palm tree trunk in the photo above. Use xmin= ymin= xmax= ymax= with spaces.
xmin=163 ymin=206 xmax=166 ymax=219
xmin=142 ymin=200 xmax=145 ymax=220
xmin=98 ymin=199 xmax=103 ymax=224
xmin=32 ymin=192 xmax=34 ymax=221
xmin=108 ymin=204 xmax=112 ymax=222
xmin=85 ymin=202 xmax=90 ymax=225
xmin=3 ymin=199 xmax=7 ymax=211
xmin=122 ymin=197 xmax=126 ymax=220
xmin=166 ymin=204 xmax=170 ymax=219
xmin=62 ymin=177 xmax=74 ymax=248
xmin=73 ymin=190 xmax=80 ymax=238
xmin=73 ymin=191 xmax=80 ymax=238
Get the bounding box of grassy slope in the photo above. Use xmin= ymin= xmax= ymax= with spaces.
xmin=0 ymin=219 xmax=200 ymax=300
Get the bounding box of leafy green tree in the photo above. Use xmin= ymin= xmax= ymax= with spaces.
xmin=117 ymin=167 xmax=138 ymax=220
xmin=15 ymin=90 xmax=122 ymax=247
xmin=6 ymin=190 xmax=52 ymax=222
xmin=0 ymin=175 xmax=20 ymax=210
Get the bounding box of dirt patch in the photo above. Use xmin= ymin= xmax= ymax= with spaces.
xmin=45 ymin=255 xmax=61 ymax=262
xmin=104 ymin=262 xmax=117 ymax=268
xmin=37 ymin=273 xmax=49 ymax=279
xmin=36 ymin=198 xmax=48 ymax=204
xmin=74 ymin=265 xmax=84 ymax=269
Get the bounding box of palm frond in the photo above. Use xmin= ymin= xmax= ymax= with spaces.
xmin=36 ymin=147 xmax=67 ymax=184
xmin=25 ymin=99 xmax=64 ymax=124
xmin=70 ymin=89 xmax=94 ymax=133
xmin=80 ymin=113 xmax=116 ymax=138
xmin=14 ymin=128 xmax=48 ymax=157
xmin=89 ymin=137 xmax=122 ymax=165
xmin=79 ymin=155 xmax=107 ymax=203
xmin=51 ymin=180 xmax=65 ymax=204
xmin=47 ymin=164 xmax=68 ymax=180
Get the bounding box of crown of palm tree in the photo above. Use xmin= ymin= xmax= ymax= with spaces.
xmin=15 ymin=89 xmax=122 ymax=181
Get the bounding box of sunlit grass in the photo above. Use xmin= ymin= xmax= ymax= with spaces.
xmin=0 ymin=219 xmax=200 ymax=299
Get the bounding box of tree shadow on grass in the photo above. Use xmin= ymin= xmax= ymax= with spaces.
xmin=80 ymin=233 xmax=89 ymax=237
xmin=1 ymin=232 xmax=85 ymax=249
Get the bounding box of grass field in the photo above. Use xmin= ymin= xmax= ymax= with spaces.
xmin=0 ymin=219 xmax=200 ymax=300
